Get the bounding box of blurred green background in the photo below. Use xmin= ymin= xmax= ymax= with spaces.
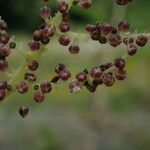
xmin=0 ymin=0 xmax=150 ymax=150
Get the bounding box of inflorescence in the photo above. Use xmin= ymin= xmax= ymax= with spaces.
xmin=0 ymin=0 xmax=148 ymax=118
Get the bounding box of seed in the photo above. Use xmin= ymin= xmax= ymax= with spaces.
xmin=51 ymin=76 xmax=60 ymax=83
xmin=9 ymin=42 xmax=16 ymax=49
xmin=84 ymin=81 xmax=97 ymax=93
xmin=34 ymin=84 xmax=39 ymax=90
xmin=18 ymin=106 xmax=29 ymax=118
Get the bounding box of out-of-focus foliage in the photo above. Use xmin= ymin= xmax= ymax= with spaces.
xmin=0 ymin=0 xmax=150 ymax=32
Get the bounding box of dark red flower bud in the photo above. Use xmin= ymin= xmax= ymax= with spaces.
xmin=68 ymin=44 xmax=80 ymax=54
xmin=28 ymin=60 xmax=39 ymax=71
xmin=127 ymin=45 xmax=137 ymax=56
xmin=40 ymin=82 xmax=52 ymax=93
xmin=24 ymin=73 xmax=36 ymax=82
xmin=28 ymin=41 xmax=40 ymax=51
xmin=55 ymin=63 xmax=66 ymax=74
xmin=39 ymin=6 xmax=51 ymax=19
xmin=0 ymin=89 xmax=6 ymax=101
xmin=0 ymin=60 xmax=8 ymax=72
xmin=34 ymin=91 xmax=45 ymax=103
xmin=114 ymin=57 xmax=126 ymax=69
xmin=90 ymin=67 xmax=102 ymax=79
xmin=136 ymin=35 xmax=148 ymax=47
xmin=0 ymin=19 xmax=7 ymax=30
xmin=59 ymin=70 xmax=71 ymax=81
xmin=103 ymin=73 xmax=115 ymax=87
xmin=59 ymin=35 xmax=70 ymax=46
xmin=76 ymin=72 xmax=87 ymax=82
xmin=108 ymin=34 xmax=122 ymax=47
xmin=80 ymin=0 xmax=92 ymax=9
xmin=99 ymin=23 xmax=113 ymax=35
xmin=16 ymin=82 xmax=28 ymax=94
xmin=0 ymin=80 xmax=7 ymax=89
xmin=0 ymin=45 xmax=10 ymax=57
xmin=0 ymin=33 xmax=10 ymax=44
xmin=59 ymin=22 xmax=70 ymax=32
xmin=69 ymin=80 xmax=81 ymax=93
xmin=57 ymin=1 xmax=68 ymax=14
xmin=118 ymin=20 xmax=130 ymax=32
xmin=115 ymin=69 xmax=127 ymax=80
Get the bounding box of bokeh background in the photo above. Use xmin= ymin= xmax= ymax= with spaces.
xmin=0 ymin=0 xmax=150 ymax=150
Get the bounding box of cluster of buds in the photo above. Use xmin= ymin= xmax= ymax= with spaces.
xmin=0 ymin=19 xmax=16 ymax=72
xmin=68 ymin=57 xmax=127 ymax=93
xmin=0 ymin=0 xmax=149 ymax=118
xmin=85 ymin=20 xmax=147 ymax=56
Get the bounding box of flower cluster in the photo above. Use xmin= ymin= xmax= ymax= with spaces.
xmin=0 ymin=19 xmax=16 ymax=72
xmin=0 ymin=0 xmax=149 ymax=118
